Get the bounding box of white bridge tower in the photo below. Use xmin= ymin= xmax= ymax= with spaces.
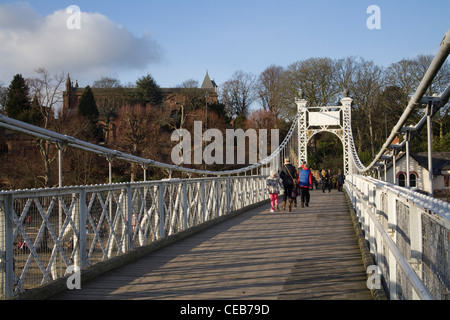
xmin=295 ymin=91 xmax=354 ymax=176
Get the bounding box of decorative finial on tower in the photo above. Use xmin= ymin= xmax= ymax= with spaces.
xmin=343 ymin=88 xmax=349 ymax=97
xmin=65 ymin=73 xmax=71 ymax=91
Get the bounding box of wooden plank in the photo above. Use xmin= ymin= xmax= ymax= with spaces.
xmin=51 ymin=190 xmax=373 ymax=300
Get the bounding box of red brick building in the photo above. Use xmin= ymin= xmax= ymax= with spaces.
xmin=62 ymin=72 xmax=219 ymax=145
xmin=62 ymin=72 xmax=218 ymax=117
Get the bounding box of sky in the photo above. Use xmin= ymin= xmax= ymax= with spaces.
xmin=0 ymin=0 xmax=449 ymax=89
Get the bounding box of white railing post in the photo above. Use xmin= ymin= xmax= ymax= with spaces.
xmin=387 ymin=190 xmax=397 ymax=240
xmin=215 ymin=178 xmax=220 ymax=217
xmin=409 ymin=203 xmax=423 ymax=288
xmin=201 ymin=180 xmax=206 ymax=223
xmin=182 ymin=181 xmax=188 ymax=230
xmin=125 ymin=185 xmax=133 ymax=252
xmin=158 ymin=182 xmax=165 ymax=239
xmin=73 ymin=192 xmax=80 ymax=270
xmin=78 ymin=188 xmax=87 ymax=269
xmin=346 ymin=176 xmax=438 ymax=300
xmin=226 ymin=178 xmax=231 ymax=214
xmin=0 ymin=194 xmax=14 ymax=299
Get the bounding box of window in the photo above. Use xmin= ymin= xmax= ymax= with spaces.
xmin=398 ymin=173 xmax=406 ymax=187
xmin=0 ymin=142 xmax=8 ymax=155
xmin=444 ymin=175 xmax=450 ymax=188
xmin=409 ymin=173 xmax=417 ymax=188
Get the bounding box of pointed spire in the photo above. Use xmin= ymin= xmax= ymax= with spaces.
xmin=201 ymin=70 xmax=217 ymax=92
xmin=65 ymin=73 xmax=71 ymax=91
xmin=201 ymin=71 xmax=213 ymax=89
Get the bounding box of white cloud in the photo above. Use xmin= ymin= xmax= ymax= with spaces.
xmin=0 ymin=2 xmax=163 ymax=85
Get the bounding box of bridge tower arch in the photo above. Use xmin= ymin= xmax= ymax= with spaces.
xmin=295 ymin=92 xmax=354 ymax=176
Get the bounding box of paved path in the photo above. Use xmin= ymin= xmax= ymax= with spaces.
xmin=51 ymin=189 xmax=373 ymax=300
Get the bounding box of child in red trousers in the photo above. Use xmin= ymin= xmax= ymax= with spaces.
xmin=266 ymin=171 xmax=283 ymax=212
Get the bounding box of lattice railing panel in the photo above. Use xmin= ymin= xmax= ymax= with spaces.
xmin=1 ymin=176 xmax=268 ymax=297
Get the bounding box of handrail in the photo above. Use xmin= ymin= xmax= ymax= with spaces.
xmin=0 ymin=111 xmax=300 ymax=177
xmin=344 ymin=174 xmax=450 ymax=299
xmin=353 ymin=30 xmax=450 ymax=173
xmin=0 ymin=174 xmax=269 ymax=298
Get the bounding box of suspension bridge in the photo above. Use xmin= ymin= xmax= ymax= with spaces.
xmin=1 ymin=30 xmax=450 ymax=301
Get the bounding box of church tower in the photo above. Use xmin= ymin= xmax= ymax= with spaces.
xmin=62 ymin=73 xmax=81 ymax=117
xmin=201 ymin=71 xmax=218 ymax=93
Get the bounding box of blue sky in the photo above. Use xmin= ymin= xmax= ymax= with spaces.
xmin=0 ymin=0 xmax=449 ymax=89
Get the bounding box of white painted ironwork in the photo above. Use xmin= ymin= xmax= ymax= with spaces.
xmin=1 ymin=30 xmax=449 ymax=300
xmin=0 ymin=111 xmax=300 ymax=179
xmin=296 ymin=96 xmax=354 ymax=176
xmin=0 ymin=175 xmax=267 ymax=298
xmin=345 ymin=174 xmax=449 ymax=300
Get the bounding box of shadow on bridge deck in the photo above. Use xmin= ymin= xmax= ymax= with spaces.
xmin=50 ymin=189 xmax=373 ymax=300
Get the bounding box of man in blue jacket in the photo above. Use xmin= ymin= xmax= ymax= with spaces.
xmin=299 ymin=163 xmax=313 ymax=207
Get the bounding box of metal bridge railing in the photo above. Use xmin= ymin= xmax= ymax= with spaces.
xmin=0 ymin=175 xmax=268 ymax=299
xmin=345 ymin=174 xmax=450 ymax=300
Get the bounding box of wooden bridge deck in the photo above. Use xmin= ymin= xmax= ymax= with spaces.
xmin=50 ymin=189 xmax=373 ymax=300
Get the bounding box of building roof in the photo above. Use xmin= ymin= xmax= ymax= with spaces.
xmin=201 ymin=71 xmax=218 ymax=90
xmin=408 ymin=152 xmax=450 ymax=174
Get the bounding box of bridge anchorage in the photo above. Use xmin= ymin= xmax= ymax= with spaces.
xmin=0 ymin=30 xmax=450 ymax=300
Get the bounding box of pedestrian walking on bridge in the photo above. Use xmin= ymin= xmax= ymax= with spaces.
xmin=266 ymin=171 xmax=283 ymax=212
xmin=299 ymin=163 xmax=313 ymax=207
xmin=280 ymin=158 xmax=298 ymax=212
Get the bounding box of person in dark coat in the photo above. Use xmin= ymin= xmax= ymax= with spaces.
xmin=337 ymin=169 xmax=345 ymax=192
xmin=279 ymin=158 xmax=298 ymax=212
xmin=327 ymin=169 xmax=332 ymax=192
xmin=321 ymin=169 xmax=328 ymax=193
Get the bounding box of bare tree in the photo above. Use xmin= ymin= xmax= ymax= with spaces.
xmin=0 ymin=81 xmax=7 ymax=113
xmin=26 ymin=68 xmax=65 ymax=187
xmin=92 ymin=76 xmax=122 ymax=89
xmin=285 ymin=57 xmax=340 ymax=108
xmin=413 ymin=54 xmax=450 ymax=138
xmin=92 ymin=77 xmax=124 ymax=143
xmin=385 ymin=59 xmax=418 ymax=107
xmin=386 ymin=55 xmax=450 ymax=139
xmin=177 ymin=79 xmax=199 ymax=89
xmin=27 ymin=68 xmax=65 ymax=129
xmin=257 ymin=65 xmax=285 ymax=120
xmin=220 ymin=71 xmax=257 ymax=120
xmin=116 ymin=104 xmax=165 ymax=181
xmin=335 ymin=56 xmax=360 ymax=96
xmin=351 ymin=59 xmax=384 ymax=157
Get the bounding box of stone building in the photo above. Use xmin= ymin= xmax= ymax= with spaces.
xmin=62 ymin=72 xmax=218 ymax=117
xmin=62 ymin=72 xmax=219 ymax=144
xmin=385 ymin=152 xmax=450 ymax=200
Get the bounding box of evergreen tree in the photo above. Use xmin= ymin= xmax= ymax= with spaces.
xmin=5 ymin=74 xmax=31 ymax=121
xmin=78 ymin=86 xmax=99 ymax=118
xmin=21 ymin=96 xmax=43 ymax=125
xmin=132 ymin=74 xmax=164 ymax=107
xmin=78 ymin=86 xmax=101 ymax=141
